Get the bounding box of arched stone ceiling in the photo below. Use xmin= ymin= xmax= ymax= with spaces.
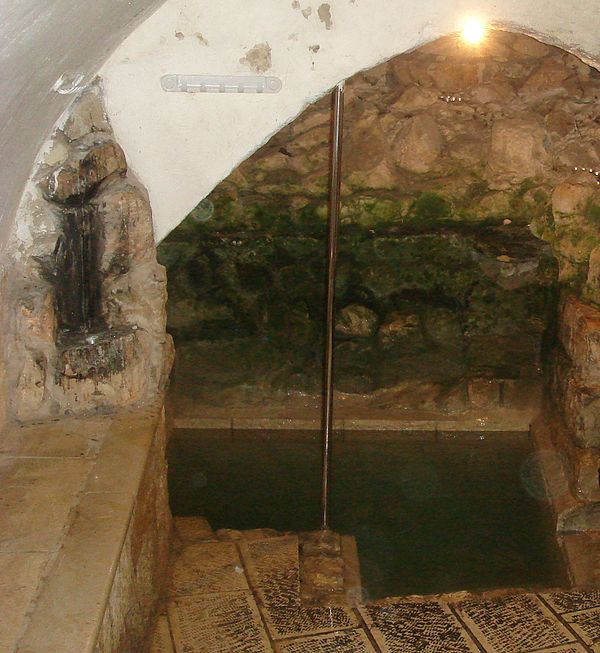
xmin=0 ymin=0 xmax=166 ymax=253
xmin=99 ymin=0 xmax=600 ymax=242
xmin=5 ymin=0 xmax=600 ymax=249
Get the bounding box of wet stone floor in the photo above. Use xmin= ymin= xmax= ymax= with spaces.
xmin=151 ymin=517 xmax=600 ymax=653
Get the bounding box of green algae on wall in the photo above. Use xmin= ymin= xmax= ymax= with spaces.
xmin=159 ymin=196 xmax=558 ymax=398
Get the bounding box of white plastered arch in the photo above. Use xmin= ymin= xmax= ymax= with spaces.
xmin=72 ymin=0 xmax=600 ymax=242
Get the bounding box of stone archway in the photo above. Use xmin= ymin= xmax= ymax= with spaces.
xmin=97 ymin=0 xmax=600 ymax=244
xmin=157 ymin=30 xmax=600 ymax=537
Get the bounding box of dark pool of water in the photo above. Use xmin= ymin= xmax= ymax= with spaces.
xmin=168 ymin=429 xmax=568 ymax=599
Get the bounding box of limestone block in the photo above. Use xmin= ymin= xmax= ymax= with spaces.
xmin=552 ymin=176 xmax=595 ymax=218
xmin=570 ymin=446 xmax=600 ymax=502
xmin=392 ymin=114 xmax=443 ymax=173
xmin=486 ymin=117 xmax=549 ymax=186
xmin=511 ymin=35 xmax=551 ymax=58
xmin=347 ymin=160 xmax=396 ymax=190
xmin=519 ymin=58 xmax=571 ymax=94
xmin=467 ymin=377 xmax=501 ymax=409
xmin=378 ymin=313 xmax=421 ymax=346
xmin=12 ymin=352 xmax=47 ymax=420
xmin=42 ymin=136 xmax=70 ymax=167
xmin=115 ymin=261 xmax=169 ymax=338
xmin=448 ymin=133 xmax=488 ymax=167
xmin=558 ymin=295 xmax=600 ymax=382
xmin=388 ymin=56 xmax=429 ymax=87
xmin=38 ymin=132 xmax=126 ymax=203
xmin=554 ymin=141 xmax=600 ymax=171
xmin=15 ymin=282 xmax=56 ymax=351
xmin=554 ymin=368 xmax=600 ymax=448
xmin=344 ymin=116 xmax=387 ymax=175
xmin=25 ymin=199 xmax=62 ymax=262
xmin=469 ymin=81 xmax=516 ymax=105
xmin=92 ymin=177 xmax=155 ymax=273
xmin=390 ymin=85 xmax=439 ymax=114
xmin=427 ymin=60 xmax=483 ymax=90
xmin=335 ymin=304 xmax=378 ymax=338
xmin=63 ymin=89 xmax=111 ymax=141
xmin=94 ymin=416 xmax=171 ymax=653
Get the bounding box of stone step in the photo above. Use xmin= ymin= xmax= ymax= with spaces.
xmin=149 ymin=615 xmax=175 ymax=653
xmin=298 ymin=531 xmax=364 ymax=607
xmin=168 ymin=540 xmax=249 ymax=598
xmin=173 ymin=516 xmax=217 ymax=544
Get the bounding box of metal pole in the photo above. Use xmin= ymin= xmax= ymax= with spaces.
xmin=321 ymin=81 xmax=345 ymax=531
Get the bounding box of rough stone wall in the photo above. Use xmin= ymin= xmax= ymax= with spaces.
xmin=548 ymin=293 xmax=600 ymax=518
xmin=163 ymin=32 xmax=600 ymax=413
xmin=5 ymin=83 xmax=173 ymax=422
xmin=223 ymin=31 xmax=600 ymax=283
xmin=160 ymin=32 xmax=600 ymax=523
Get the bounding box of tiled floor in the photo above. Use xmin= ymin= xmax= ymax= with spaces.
xmin=155 ymin=517 xmax=600 ymax=653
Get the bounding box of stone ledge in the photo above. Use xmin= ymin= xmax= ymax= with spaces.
xmin=173 ymin=416 xmax=533 ymax=441
xmin=7 ymin=404 xmax=170 ymax=653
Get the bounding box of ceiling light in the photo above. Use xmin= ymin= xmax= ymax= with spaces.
xmin=462 ymin=18 xmax=486 ymax=45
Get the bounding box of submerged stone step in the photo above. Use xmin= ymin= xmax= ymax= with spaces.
xmin=173 ymin=516 xmax=216 ymax=544
xmin=239 ymin=535 xmax=302 ymax=607
xmin=149 ymin=615 xmax=175 ymax=653
xmin=168 ymin=541 xmax=249 ymax=597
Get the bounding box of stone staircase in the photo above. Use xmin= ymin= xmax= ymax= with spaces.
xmin=150 ymin=517 xmax=600 ymax=653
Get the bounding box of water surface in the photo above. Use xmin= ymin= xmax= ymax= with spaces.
xmin=168 ymin=429 xmax=568 ymax=599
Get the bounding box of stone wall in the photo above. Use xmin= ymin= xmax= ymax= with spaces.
xmin=159 ymin=31 xmax=600 ymax=523
xmin=162 ymin=31 xmax=600 ymax=414
xmin=94 ymin=411 xmax=171 ymax=653
xmin=4 ymin=83 xmax=173 ymax=422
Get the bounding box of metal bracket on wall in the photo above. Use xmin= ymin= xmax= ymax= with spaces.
xmin=160 ymin=74 xmax=282 ymax=94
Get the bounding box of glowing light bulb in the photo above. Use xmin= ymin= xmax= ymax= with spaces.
xmin=462 ymin=18 xmax=486 ymax=45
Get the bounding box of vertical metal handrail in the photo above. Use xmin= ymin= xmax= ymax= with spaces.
xmin=321 ymin=81 xmax=345 ymax=531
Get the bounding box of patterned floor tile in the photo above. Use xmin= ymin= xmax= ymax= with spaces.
xmin=529 ymin=645 xmax=591 ymax=653
xmin=240 ymin=536 xmax=301 ymax=607
xmin=275 ymin=628 xmax=376 ymax=653
xmin=169 ymin=541 xmax=249 ymax=597
xmin=542 ymin=591 xmax=600 ymax=615
xmin=455 ymin=594 xmax=576 ymax=653
xmin=149 ymin=615 xmax=174 ymax=653
xmin=168 ymin=590 xmax=273 ymax=653
xmin=359 ymin=600 xmax=480 ymax=653
xmin=565 ymin=608 xmax=600 ymax=651
xmin=263 ymin=604 xmax=358 ymax=640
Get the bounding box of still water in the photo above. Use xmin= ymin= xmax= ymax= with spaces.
xmin=168 ymin=429 xmax=568 ymax=599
